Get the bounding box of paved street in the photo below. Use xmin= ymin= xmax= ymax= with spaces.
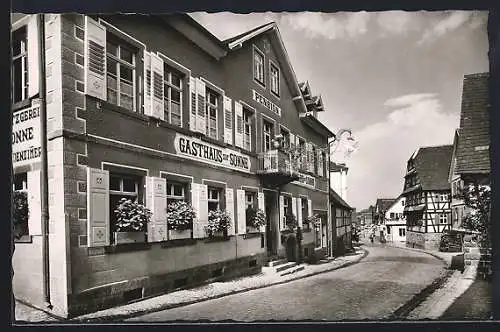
xmin=129 ymin=243 xmax=447 ymax=322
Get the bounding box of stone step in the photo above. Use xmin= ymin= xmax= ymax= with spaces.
xmin=280 ymin=265 xmax=305 ymax=277
xmin=267 ymin=258 xmax=288 ymax=267
xmin=275 ymin=262 xmax=297 ymax=273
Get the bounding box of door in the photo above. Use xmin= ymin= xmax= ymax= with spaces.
xmin=264 ymin=191 xmax=277 ymax=256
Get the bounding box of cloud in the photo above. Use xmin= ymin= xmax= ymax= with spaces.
xmin=375 ymin=11 xmax=414 ymax=35
xmin=341 ymin=93 xmax=458 ymax=209
xmin=283 ymin=11 xmax=370 ymax=40
xmin=418 ymin=11 xmax=486 ymax=45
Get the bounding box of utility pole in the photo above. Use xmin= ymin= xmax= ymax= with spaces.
xmin=38 ymin=13 xmax=52 ymax=309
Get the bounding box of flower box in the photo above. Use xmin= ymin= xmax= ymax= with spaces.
xmin=114 ymin=231 xmax=146 ymax=244
xmin=168 ymin=229 xmax=192 ymax=240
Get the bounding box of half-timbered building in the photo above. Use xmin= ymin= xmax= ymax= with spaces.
xmin=11 ymin=13 xmax=334 ymax=318
xmin=402 ymin=145 xmax=453 ymax=250
xmin=330 ymin=189 xmax=353 ymax=256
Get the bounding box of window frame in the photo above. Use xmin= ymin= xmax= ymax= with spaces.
xmin=106 ymin=33 xmax=137 ymax=112
xmin=243 ymin=108 xmax=253 ymax=152
xmin=163 ymin=65 xmax=183 ymax=127
xmin=253 ymin=45 xmax=265 ymax=87
xmin=280 ymin=126 xmax=290 ymax=150
xmin=166 ymin=181 xmax=187 ymax=205
xmin=263 ymin=119 xmax=274 ymax=152
xmin=269 ymin=59 xmax=280 ymax=97
xmin=207 ymin=186 xmax=222 ymax=212
xmin=439 ymin=213 xmax=448 ymax=224
xmin=11 ymin=26 xmax=29 ymax=105
xmin=205 ymin=88 xmax=219 ymax=140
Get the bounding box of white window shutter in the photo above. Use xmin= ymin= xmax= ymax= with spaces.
xmin=289 ymin=133 xmax=295 ymax=150
xmin=87 ymin=168 xmax=110 ymax=247
xmin=196 ymin=78 xmax=206 ymax=134
xmin=225 ymin=188 xmax=235 ymax=236
xmin=296 ymin=197 xmax=304 ymax=228
xmin=318 ymin=151 xmax=324 ymax=177
xmin=279 ymin=195 xmax=285 ymax=231
xmin=236 ymin=189 xmax=246 ymax=234
xmin=292 ymin=197 xmax=298 ymax=228
xmin=193 ymin=184 xmax=208 ymax=238
xmin=191 ymin=183 xmax=200 ymax=237
xmin=308 ymin=199 xmax=313 ymax=217
xmin=257 ymin=192 xmax=265 ymax=232
xmin=27 ymin=15 xmax=39 ymax=98
xmin=146 ymin=176 xmax=167 ymax=242
xmin=223 ymin=96 xmax=233 ymax=145
xmin=189 ymin=77 xmax=197 ymax=131
xmin=301 ymin=142 xmax=307 ymax=170
xmin=27 ymin=170 xmax=41 ymax=235
xmin=84 ymin=16 xmax=107 ymax=100
xmin=234 ymin=101 xmax=243 ymax=148
xmin=150 ymin=53 xmax=164 ymax=120
xmin=143 ymin=51 xmax=152 ymax=116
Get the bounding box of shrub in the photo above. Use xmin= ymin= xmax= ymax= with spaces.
xmin=114 ymin=198 xmax=152 ymax=232
xmin=207 ymin=209 xmax=232 ymax=237
xmin=246 ymin=206 xmax=266 ymax=229
xmin=285 ymin=212 xmax=297 ymax=230
xmin=167 ymin=201 xmax=196 ymax=231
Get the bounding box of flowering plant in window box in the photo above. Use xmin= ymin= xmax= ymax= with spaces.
xmin=13 ymin=191 xmax=29 ymax=239
xmin=166 ymin=201 xmax=196 ymax=240
xmin=206 ymin=209 xmax=232 ymax=238
xmin=113 ymin=198 xmax=152 ymax=244
xmin=246 ymin=206 xmax=266 ymax=233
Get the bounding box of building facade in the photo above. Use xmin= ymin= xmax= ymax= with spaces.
xmin=329 ymin=189 xmax=353 ymax=256
xmin=330 ymin=162 xmax=348 ymax=202
xmin=383 ymin=196 xmax=406 ymax=243
xmin=402 ymin=145 xmax=453 ymax=250
xmin=373 ymin=198 xmax=396 ymax=225
xmin=11 ymin=13 xmax=334 ymax=317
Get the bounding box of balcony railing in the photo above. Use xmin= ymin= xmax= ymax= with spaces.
xmin=256 ymin=149 xmax=300 ymax=185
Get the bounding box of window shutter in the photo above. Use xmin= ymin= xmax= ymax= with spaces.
xmin=189 ymin=77 xmax=197 ymax=131
xmin=196 ymin=78 xmax=206 ymax=134
xmin=279 ymin=195 xmax=285 ymax=231
xmin=143 ymin=51 xmax=152 ymax=115
xmin=289 ymin=133 xmax=295 ymax=150
xmin=296 ymin=198 xmax=303 ymax=228
xmin=234 ymin=101 xmax=243 ymax=148
xmin=146 ymin=176 xmax=167 ymax=242
xmin=87 ymin=168 xmax=110 ymax=247
xmin=150 ymin=53 xmax=164 ymax=120
xmin=27 ymin=170 xmax=41 ymax=235
xmin=236 ymin=189 xmax=246 ymax=234
xmin=292 ymin=197 xmax=298 ymax=228
xmin=84 ymin=16 xmax=107 ymax=100
xmin=301 ymin=142 xmax=307 ymax=170
xmin=257 ymin=192 xmax=265 ymax=232
xmin=191 ymin=183 xmax=200 ymax=237
xmin=27 ymin=15 xmax=39 ymax=98
xmin=318 ymin=151 xmax=323 ymax=176
xmin=307 ymin=199 xmax=313 ymax=218
xmin=223 ymin=96 xmax=233 ymax=145
xmin=194 ymin=184 xmax=208 ymax=238
xmin=225 ymin=188 xmax=235 ymax=236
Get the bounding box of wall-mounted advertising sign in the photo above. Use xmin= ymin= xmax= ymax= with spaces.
xmin=12 ymin=103 xmax=41 ymax=168
xmin=292 ymin=172 xmax=316 ymax=189
xmin=252 ymin=90 xmax=281 ymax=116
xmin=174 ymin=134 xmax=252 ymax=173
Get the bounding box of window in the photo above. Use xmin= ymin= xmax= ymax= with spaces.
xmin=402 ymin=200 xmax=405 ymax=206
xmin=280 ymin=128 xmax=290 ymax=150
xmin=440 ymin=193 xmax=448 ymax=202
xmin=163 ymin=66 xmax=183 ymax=127
xmin=301 ymin=198 xmax=309 ymax=230
xmin=283 ymin=196 xmax=291 ymax=216
xmin=315 ymin=217 xmax=322 ymax=248
xmin=253 ymin=47 xmax=264 ymax=85
xmin=439 ymin=214 xmax=448 ymax=224
xmin=390 ymin=212 xmax=395 ymax=219
xmin=166 ymin=181 xmax=186 ymax=205
xmin=106 ymin=35 xmax=136 ymax=111
xmin=109 ymin=174 xmax=141 ymax=240
xmin=207 ymin=187 xmax=221 ymax=212
xmin=270 ymin=62 xmax=280 ymax=96
xmin=13 ymin=172 xmax=29 ymax=239
xmin=243 ymin=109 xmax=253 ymax=151
xmin=12 ymin=27 xmax=28 ymax=103
xmin=312 ymin=145 xmax=317 ymax=173
xmin=298 ymin=139 xmax=306 ymax=169
xmin=387 ymin=226 xmax=391 ymax=234
xmin=399 ymin=228 xmax=405 ymax=237
xmin=263 ymin=120 xmax=273 ymax=152
xmin=206 ymin=89 xmax=218 ymax=139
xmin=320 ymin=152 xmax=326 ymax=177
xmin=246 ymin=192 xmax=255 ymax=209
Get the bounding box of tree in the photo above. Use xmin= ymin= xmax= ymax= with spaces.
xmin=457 ymin=182 xmax=491 ymax=248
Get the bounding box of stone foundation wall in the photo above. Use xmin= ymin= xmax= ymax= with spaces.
xmin=406 ymin=231 xmax=442 ymax=251
xmin=463 ymin=235 xmax=492 ymax=280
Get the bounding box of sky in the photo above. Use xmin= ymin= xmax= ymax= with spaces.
xmin=190 ymin=11 xmax=489 ymax=210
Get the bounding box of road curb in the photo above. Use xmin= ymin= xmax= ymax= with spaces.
xmin=72 ymin=248 xmax=369 ymax=323
xmin=384 ymin=243 xmax=450 ymax=267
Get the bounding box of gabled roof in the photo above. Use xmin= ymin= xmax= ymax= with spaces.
xmin=456 ymin=72 xmax=490 ymax=174
xmin=330 ymin=162 xmax=348 ymax=172
xmin=330 ymin=189 xmax=352 ymax=210
xmin=385 ymin=196 xmax=405 ymax=212
xmin=448 ymin=128 xmax=460 ymax=183
xmin=222 ymin=22 xmax=275 ymax=45
xmin=407 ymin=145 xmax=454 ymax=191
xmin=375 ymin=198 xmax=397 ymax=213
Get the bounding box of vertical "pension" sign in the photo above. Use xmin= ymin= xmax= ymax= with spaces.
xmin=12 ymin=104 xmax=42 ymax=167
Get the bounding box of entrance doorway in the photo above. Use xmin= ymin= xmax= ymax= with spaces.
xmin=264 ymin=191 xmax=278 ymax=257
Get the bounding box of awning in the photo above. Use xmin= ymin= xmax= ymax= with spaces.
xmin=404 ymin=204 xmax=425 ymax=212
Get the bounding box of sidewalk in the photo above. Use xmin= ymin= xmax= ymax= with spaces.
xmin=13 ymin=301 xmax=60 ymax=324
xmin=16 ymin=247 xmax=367 ymax=323
xmin=383 ymin=240 xmax=492 ymax=320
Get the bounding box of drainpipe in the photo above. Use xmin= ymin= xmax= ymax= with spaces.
xmin=38 ymin=13 xmax=52 ymax=309
xmin=327 ymin=139 xmax=332 ymax=258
